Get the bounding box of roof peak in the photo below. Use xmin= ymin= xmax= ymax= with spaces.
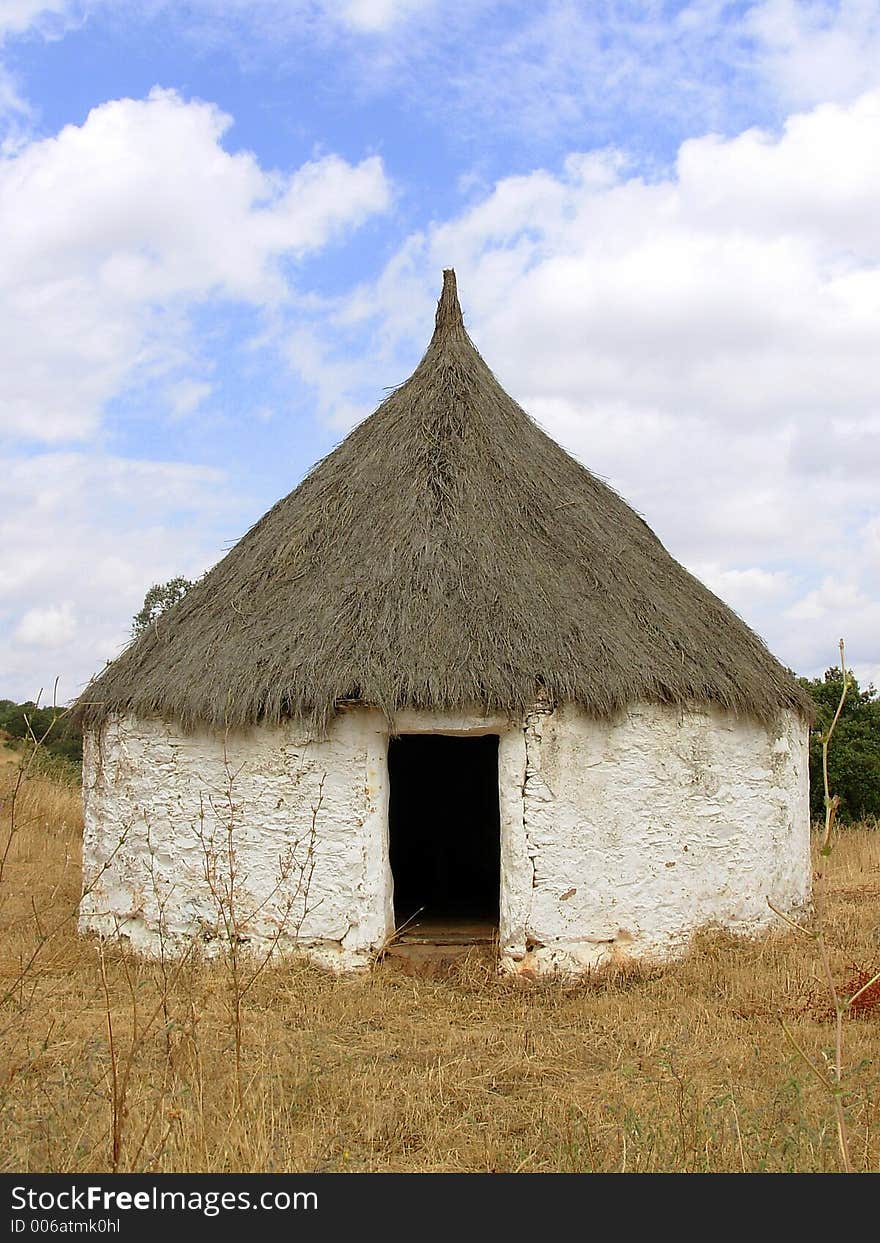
xmin=434 ymin=268 xmax=464 ymax=335
xmin=73 ymin=264 xmax=811 ymax=735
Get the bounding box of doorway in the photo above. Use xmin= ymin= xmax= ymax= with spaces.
xmin=388 ymin=734 xmax=500 ymax=932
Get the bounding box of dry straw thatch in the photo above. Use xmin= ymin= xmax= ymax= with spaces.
xmin=76 ymin=270 xmax=810 ymax=734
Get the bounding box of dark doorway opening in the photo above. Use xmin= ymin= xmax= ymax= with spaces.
xmin=388 ymin=734 xmax=500 ymax=930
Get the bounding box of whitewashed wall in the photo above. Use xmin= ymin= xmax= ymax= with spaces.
xmin=80 ymin=702 xmax=810 ymax=974
xmin=503 ymin=703 xmax=811 ymax=974
xmin=80 ymin=710 xmax=393 ymax=969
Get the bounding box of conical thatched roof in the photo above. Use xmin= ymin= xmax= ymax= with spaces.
xmin=76 ymin=270 xmax=810 ymax=734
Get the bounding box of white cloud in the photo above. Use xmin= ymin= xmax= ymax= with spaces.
xmin=749 ymin=0 xmax=880 ymax=107
xmin=13 ymin=601 xmax=76 ymax=647
xmin=27 ymin=3 xmax=748 ymax=152
xmin=0 ymin=0 xmax=67 ymax=126
xmin=0 ymin=452 xmax=236 ymax=701
xmin=676 ymin=92 xmax=880 ymax=253
xmin=310 ymin=90 xmax=880 ymax=686
xmin=336 ymin=0 xmax=432 ymax=32
xmin=7 ymin=2 xmax=868 ymax=161
xmin=0 ymin=0 xmax=72 ymax=38
xmin=5 ymin=2 xmax=877 ymax=157
xmin=0 ymin=63 xmax=27 ymax=131
xmin=689 ymin=563 xmax=794 ymax=608
xmin=326 ymin=0 xmax=755 ymax=144
xmin=0 ymin=82 xmax=392 ymax=699
xmin=348 ymin=94 xmax=880 ymax=447
xmin=321 ymin=0 xmax=879 ymax=134
xmin=787 ymin=576 xmax=867 ymax=622
xmin=167 ymin=379 xmax=213 ymax=419
xmin=0 ymin=0 xmax=434 ymax=41
xmin=0 ymin=87 xmax=390 ymax=443
xmin=121 ymin=0 xmax=435 ymax=41
xmin=782 ymin=577 xmax=880 ymax=685
xmin=0 ymin=0 xmax=81 ymax=125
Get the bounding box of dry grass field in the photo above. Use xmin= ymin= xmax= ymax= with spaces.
xmin=1 ymin=744 xmax=878 ymax=1174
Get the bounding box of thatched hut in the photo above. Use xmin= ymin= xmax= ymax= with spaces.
xmin=75 ymin=271 xmax=811 ymax=974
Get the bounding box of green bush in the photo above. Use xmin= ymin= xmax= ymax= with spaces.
xmin=24 ymin=746 xmax=83 ymax=786
xmin=0 ymin=699 xmax=82 ymax=767
xmin=798 ymin=670 xmax=880 ymax=824
xmin=131 ymin=576 xmax=194 ymax=638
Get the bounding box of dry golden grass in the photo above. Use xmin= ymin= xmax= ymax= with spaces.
xmin=1 ymin=746 xmax=878 ymax=1174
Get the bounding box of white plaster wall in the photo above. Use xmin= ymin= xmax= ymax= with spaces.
xmin=80 ymin=710 xmax=394 ymax=969
xmin=503 ymin=703 xmax=811 ymax=974
xmin=81 ymin=702 xmax=810 ymax=976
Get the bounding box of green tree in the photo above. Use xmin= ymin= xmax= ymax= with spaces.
xmin=798 ymin=669 xmax=880 ymax=823
xmin=0 ymin=698 xmax=82 ymax=764
xmin=131 ymin=576 xmax=193 ymax=638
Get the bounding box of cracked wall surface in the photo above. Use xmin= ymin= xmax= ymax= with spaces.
xmin=80 ymin=710 xmax=393 ymax=969
xmin=503 ymin=702 xmax=811 ymax=974
xmin=81 ymin=702 xmax=810 ymax=974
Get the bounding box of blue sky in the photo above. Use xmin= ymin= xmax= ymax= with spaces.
xmin=1 ymin=0 xmax=879 ymax=703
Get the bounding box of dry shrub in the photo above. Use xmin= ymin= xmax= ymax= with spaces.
xmin=1 ymin=754 xmax=878 ymax=1173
